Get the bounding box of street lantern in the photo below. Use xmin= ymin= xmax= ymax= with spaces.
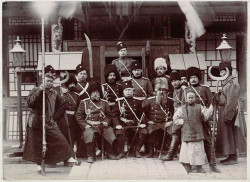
xmin=9 ymin=36 xmax=26 ymax=68
xmin=216 ymin=34 xmax=233 ymax=62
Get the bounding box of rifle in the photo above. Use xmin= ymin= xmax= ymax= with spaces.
xmin=125 ymin=113 xmax=145 ymax=158
xmin=159 ymin=111 xmax=172 ymax=159
xmin=41 ymin=17 xmax=46 ymax=176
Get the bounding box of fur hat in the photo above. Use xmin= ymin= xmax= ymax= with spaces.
xmin=154 ymin=57 xmax=167 ymax=71
xmin=76 ymin=64 xmax=87 ymax=74
xmin=131 ymin=60 xmax=142 ymax=71
xmin=170 ymin=71 xmax=181 ymax=82
xmin=186 ymin=67 xmax=202 ymax=81
xmin=122 ymin=80 xmax=133 ymax=90
xmin=219 ymin=61 xmax=232 ymax=72
xmin=104 ymin=64 xmax=120 ymax=82
xmin=45 ymin=65 xmax=56 ymax=75
xmin=65 ymin=73 xmax=77 ymax=88
xmin=179 ymin=70 xmax=187 ymax=78
xmin=117 ymin=41 xmax=127 ymax=52
xmin=88 ymin=81 xmax=103 ymax=98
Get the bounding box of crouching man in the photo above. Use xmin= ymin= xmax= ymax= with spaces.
xmin=75 ymin=82 xmax=117 ymax=163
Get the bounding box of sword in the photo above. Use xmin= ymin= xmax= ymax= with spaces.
xmin=84 ymin=33 xmax=93 ymax=79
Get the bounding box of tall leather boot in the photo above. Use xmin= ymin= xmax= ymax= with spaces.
xmin=146 ymin=143 xmax=154 ymax=158
xmin=135 ymin=134 xmax=146 ymax=158
xmin=86 ymin=142 xmax=95 ymax=163
xmin=116 ymin=135 xmax=125 ymax=160
xmin=161 ymin=134 xmax=180 ymax=161
xmin=106 ymin=141 xmax=116 ymax=160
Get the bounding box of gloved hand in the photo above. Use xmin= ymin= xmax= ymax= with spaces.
xmin=212 ymin=91 xmax=221 ymax=106
xmin=116 ymin=125 xmax=123 ymax=130
xmin=103 ymin=121 xmax=108 ymax=126
xmin=165 ymin=121 xmax=173 ymax=128
xmin=147 ymin=121 xmax=155 ymax=125
xmin=139 ymin=124 xmax=146 ymax=128
xmin=85 ymin=125 xmax=91 ymax=129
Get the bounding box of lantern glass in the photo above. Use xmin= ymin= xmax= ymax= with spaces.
xmin=219 ymin=49 xmax=232 ymax=62
xmin=11 ymin=52 xmax=26 ymax=67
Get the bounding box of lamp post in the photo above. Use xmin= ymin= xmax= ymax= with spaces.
xmin=216 ymin=34 xmax=233 ymax=62
xmin=9 ymin=36 xmax=26 ymax=148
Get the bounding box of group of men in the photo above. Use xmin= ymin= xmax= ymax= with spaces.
xmin=23 ymin=41 xmax=240 ymax=174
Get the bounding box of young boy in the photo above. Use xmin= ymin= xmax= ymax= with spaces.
xmin=174 ymin=90 xmax=213 ymax=173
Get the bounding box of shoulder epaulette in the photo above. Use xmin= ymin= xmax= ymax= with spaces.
xmin=116 ymin=97 xmax=124 ymax=101
xmin=117 ymin=83 xmax=122 ymax=86
xmin=100 ymin=99 xmax=108 ymax=103
xmin=133 ymin=97 xmax=141 ymax=100
xmin=82 ymin=98 xmax=90 ymax=102
xmin=142 ymin=77 xmax=149 ymax=80
xmin=101 ymin=83 xmax=107 ymax=86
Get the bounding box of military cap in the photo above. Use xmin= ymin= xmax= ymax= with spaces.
xmin=76 ymin=64 xmax=87 ymax=74
xmin=45 ymin=65 xmax=56 ymax=75
xmin=131 ymin=60 xmax=142 ymax=71
xmin=179 ymin=70 xmax=187 ymax=78
xmin=104 ymin=64 xmax=121 ymax=81
xmin=88 ymin=81 xmax=103 ymax=98
xmin=117 ymin=41 xmax=127 ymax=52
xmin=186 ymin=67 xmax=202 ymax=81
xmin=170 ymin=71 xmax=181 ymax=82
xmin=219 ymin=61 xmax=232 ymax=72
xmin=122 ymin=80 xmax=133 ymax=90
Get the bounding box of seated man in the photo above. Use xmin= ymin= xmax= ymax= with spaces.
xmin=23 ymin=72 xmax=75 ymax=173
xmin=75 ymin=82 xmax=117 ymax=163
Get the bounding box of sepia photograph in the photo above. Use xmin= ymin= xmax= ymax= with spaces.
xmin=1 ymin=0 xmax=248 ymax=180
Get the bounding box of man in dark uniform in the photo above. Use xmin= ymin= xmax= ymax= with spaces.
xmin=75 ymin=64 xmax=90 ymax=100
xmin=215 ymin=61 xmax=240 ymax=165
xmin=143 ymin=78 xmax=174 ymax=158
xmin=130 ymin=60 xmax=154 ymax=101
xmin=112 ymin=41 xmax=135 ymax=81
xmin=179 ymin=70 xmax=188 ymax=89
xmin=115 ymin=81 xmax=148 ymax=159
xmin=23 ymin=72 xmax=75 ymax=173
xmin=162 ymin=71 xmax=183 ymax=161
xmin=75 ymin=82 xmax=117 ymax=163
xmin=62 ymin=73 xmax=82 ymax=162
xmin=181 ymin=67 xmax=221 ymax=173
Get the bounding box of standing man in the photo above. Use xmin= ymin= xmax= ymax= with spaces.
xmin=112 ymin=41 xmax=135 ymax=81
xmin=75 ymin=82 xmax=117 ymax=163
xmin=130 ymin=60 xmax=154 ymax=100
xmin=115 ymin=81 xmax=148 ymax=159
xmin=179 ymin=70 xmax=188 ymax=89
xmin=161 ymin=71 xmax=182 ymax=161
xmin=182 ymin=67 xmax=221 ymax=173
xmin=215 ymin=62 xmax=240 ymax=165
xmin=23 ymin=72 xmax=75 ymax=172
xmin=75 ymin=64 xmax=90 ymax=100
xmin=143 ymin=78 xmax=174 ymax=158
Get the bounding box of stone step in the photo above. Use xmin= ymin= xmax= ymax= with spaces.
xmin=4 ymin=157 xmax=32 ymax=164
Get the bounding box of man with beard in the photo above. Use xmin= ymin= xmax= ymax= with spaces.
xmin=115 ymin=81 xmax=148 ymax=159
xmin=23 ymin=72 xmax=75 ymax=173
xmin=62 ymin=73 xmax=82 ymax=164
xmin=112 ymin=41 xmax=135 ymax=81
xmin=161 ymin=71 xmax=183 ymax=161
xmin=75 ymin=64 xmax=90 ymax=100
xmin=130 ymin=60 xmax=154 ymax=100
xmin=142 ymin=78 xmax=174 ymax=158
xmin=102 ymin=64 xmax=123 ymax=109
xmin=75 ymin=82 xmax=117 ymax=163
xmin=215 ymin=61 xmax=240 ymax=165
xmin=181 ymin=67 xmax=221 ymax=173
xmin=179 ymin=70 xmax=188 ymax=89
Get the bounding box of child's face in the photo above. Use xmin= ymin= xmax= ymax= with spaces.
xmin=186 ymin=92 xmax=196 ymax=104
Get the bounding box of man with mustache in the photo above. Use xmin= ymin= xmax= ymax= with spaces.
xmin=112 ymin=41 xmax=135 ymax=81
xmin=75 ymin=82 xmax=117 ymax=163
xmin=179 ymin=70 xmax=188 ymax=89
xmin=142 ymin=78 xmax=174 ymax=158
xmin=75 ymin=64 xmax=90 ymax=100
xmin=181 ymin=67 xmax=221 ymax=173
xmin=130 ymin=60 xmax=154 ymax=101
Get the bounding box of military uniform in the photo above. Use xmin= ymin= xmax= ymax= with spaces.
xmin=101 ymin=83 xmax=123 ymax=107
xmin=75 ymin=81 xmax=90 ymax=100
xmin=112 ymin=57 xmax=135 ymax=80
xmin=75 ymin=98 xmax=116 ymax=160
xmin=115 ymin=96 xmax=148 ymax=158
xmin=131 ymin=77 xmax=154 ymax=100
